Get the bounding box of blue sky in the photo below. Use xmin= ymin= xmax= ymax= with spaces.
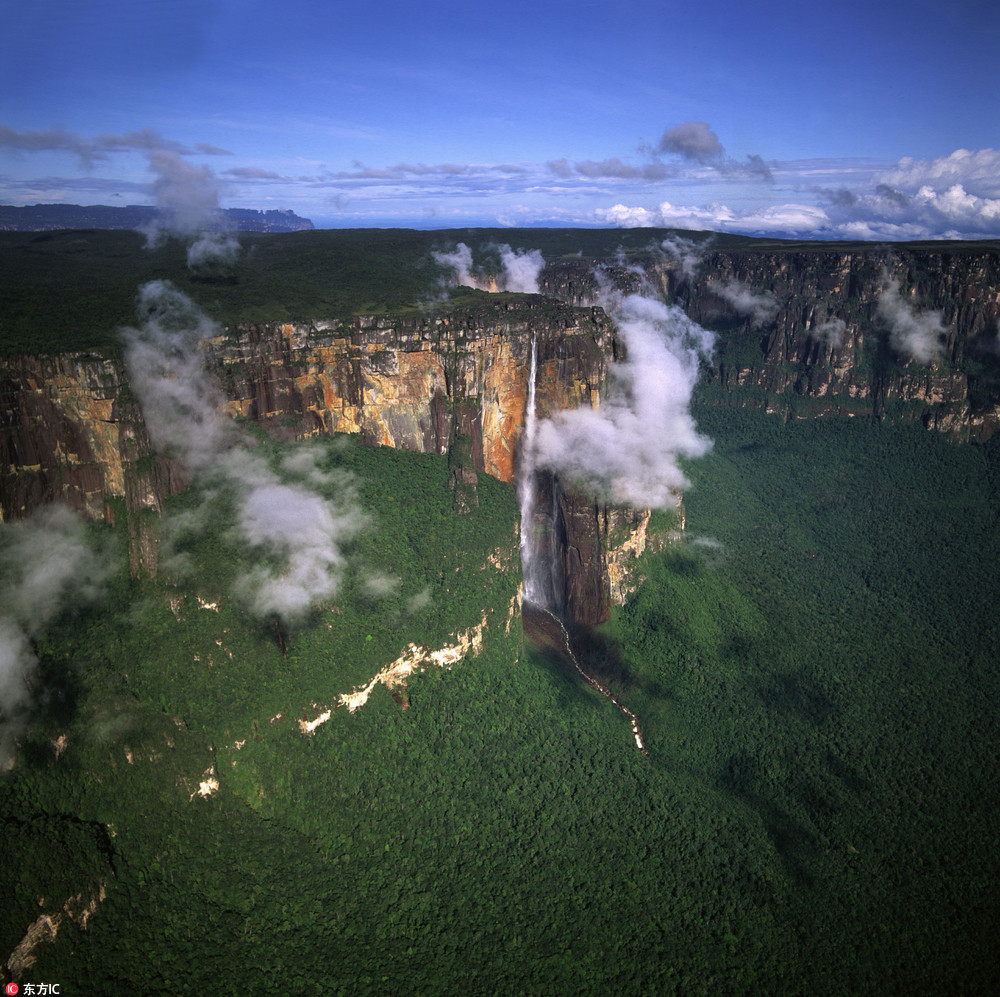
xmin=2 ymin=0 xmax=999 ymax=238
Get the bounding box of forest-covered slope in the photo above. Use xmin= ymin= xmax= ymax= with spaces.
xmin=2 ymin=407 xmax=998 ymax=995
xmin=1 ymin=227 xmax=999 ymax=992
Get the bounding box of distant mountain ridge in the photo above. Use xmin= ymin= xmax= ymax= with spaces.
xmin=0 ymin=203 xmax=314 ymax=232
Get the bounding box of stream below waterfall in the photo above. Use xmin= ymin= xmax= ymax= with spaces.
xmin=522 ymin=602 xmax=648 ymax=756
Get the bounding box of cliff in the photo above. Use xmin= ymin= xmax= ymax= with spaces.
xmin=0 ymin=352 xmax=183 ymax=574
xmin=0 ymin=296 xmax=656 ymax=623
xmin=543 ymin=244 xmax=1000 ymax=440
xmin=4 ymin=239 xmax=999 ymax=626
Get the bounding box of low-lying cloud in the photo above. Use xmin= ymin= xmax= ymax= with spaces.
xmin=123 ymin=281 xmax=364 ymax=622
xmin=532 ymin=279 xmax=715 ymax=508
xmin=876 ymin=279 xmax=947 ymax=363
xmin=661 ymin=235 xmax=710 ymax=282
xmin=433 ymin=242 xmax=545 ymax=293
xmin=186 ymin=232 xmax=241 ymax=271
xmin=812 ymin=316 xmax=847 ymax=348
xmin=142 ymin=149 xmax=242 ymax=270
xmin=710 ymin=280 xmax=780 ymax=328
xmin=0 ymin=505 xmax=111 ymax=763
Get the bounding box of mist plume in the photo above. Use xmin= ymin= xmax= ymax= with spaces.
xmin=532 ymin=278 xmax=714 ymax=508
xmin=0 ymin=506 xmax=110 ymax=763
xmin=123 ymin=281 xmax=364 ymax=623
xmin=433 ymin=242 xmax=544 ymax=293
xmin=661 ymin=235 xmax=708 ymax=281
xmin=876 ymin=278 xmax=947 ymax=363
xmin=142 ymin=147 xmax=242 ymax=272
xmin=813 ymin=316 xmax=847 ymax=348
xmin=710 ymin=279 xmax=779 ymax=328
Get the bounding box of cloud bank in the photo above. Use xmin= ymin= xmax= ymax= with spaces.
xmin=532 ymin=279 xmax=715 ymax=508
xmin=123 ymin=281 xmax=364 ymax=622
xmin=5 ymin=121 xmax=1000 ymax=241
xmin=598 ymin=148 xmax=1000 ymax=240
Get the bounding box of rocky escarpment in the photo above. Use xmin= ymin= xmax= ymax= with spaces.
xmin=543 ymin=244 xmax=1000 ymax=440
xmin=0 ymin=296 xmax=657 ymax=623
xmin=6 ymin=242 xmax=998 ymax=625
xmin=0 ymin=353 xmax=184 ymax=574
xmin=201 ymin=298 xmax=612 ymax=484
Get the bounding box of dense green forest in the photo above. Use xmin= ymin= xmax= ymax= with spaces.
xmin=2 ymin=400 xmax=998 ymax=993
xmin=5 ymin=226 xmax=996 ymax=355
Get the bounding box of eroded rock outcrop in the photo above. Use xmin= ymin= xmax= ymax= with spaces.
xmin=543 ymin=245 xmax=1000 ymax=439
xmin=203 ymin=299 xmax=613 ymax=485
xmin=0 ymin=297 xmax=647 ymax=622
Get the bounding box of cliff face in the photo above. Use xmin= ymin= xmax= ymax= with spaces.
xmin=0 ymin=297 xmax=650 ymax=623
xmin=543 ymin=246 xmax=1000 ymax=440
xmin=204 ymin=299 xmax=612 ymax=485
xmin=5 ymin=242 xmax=999 ymax=626
xmin=0 ymin=353 xmax=183 ymax=573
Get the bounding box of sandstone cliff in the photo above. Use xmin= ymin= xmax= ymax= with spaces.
xmin=0 ymin=295 xmax=654 ymax=622
xmin=5 ymin=241 xmax=999 ymax=626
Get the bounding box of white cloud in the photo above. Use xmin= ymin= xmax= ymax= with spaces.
xmin=532 ymin=285 xmax=714 ymax=508
xmin=596 ymin=148 xmax=1000 ymax=241
xmin=433 ymin=242 xmax=544 ymax=293
xmin=186 ymin=232 xmax=241 ymax=271
xmin=123 ymin=282 xmax=365 ymax=623
xmin=876 ymin=279 xmax=947 ymax=364
xmin=708 ymin=280 xmax=779 ymax=328
xmin=0 ymin=505 xmax=110 ymax=762
xmin=880 ymin=149 xmax=1000 ymax=198
xmin=812 ymin=317 xmax=847 ymax=348
xmin=661 ymin=235 xmax=708 ymax=281
xmin=499 ymin=245 xmax=545 ymax=293
xmin=597 ymin=199 xmax=831 ymax=236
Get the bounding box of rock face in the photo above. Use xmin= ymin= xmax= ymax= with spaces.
xmin=4 ymin=242 xmax=999 ymax=625
xmin=0 ymin=353 xmax=184 ymax=574
xmin=203 ymin=299 xmax=613 ymax=485
xmin=0 ymin=296 xmax=648 ymax=622
xmin=544 ymin=245 xmax=1000 ymax=439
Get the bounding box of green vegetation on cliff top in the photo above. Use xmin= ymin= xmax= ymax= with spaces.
xmin=3 ymin=226 xmax=998 ymax=355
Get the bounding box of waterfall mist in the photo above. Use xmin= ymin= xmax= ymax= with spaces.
xmin=533 ymin=279 xmax=715 ymax=509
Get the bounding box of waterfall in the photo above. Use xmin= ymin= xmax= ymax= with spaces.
xmin=518 ymin=335 xmax=647 ymax=756
xmin=518 ymin=336 xmax=541 ymax=604
xmin=522 ymin=603 xmax=648 ymax=756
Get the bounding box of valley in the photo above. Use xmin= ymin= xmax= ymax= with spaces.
xmin=1 ymin=228 xmax=998 ymax=994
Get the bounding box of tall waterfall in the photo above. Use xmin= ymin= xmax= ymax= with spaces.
xmin=518 ymin=335 xmax=647 ymax=756
xmin=518 ymin=336 xmax=541 ymax=605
